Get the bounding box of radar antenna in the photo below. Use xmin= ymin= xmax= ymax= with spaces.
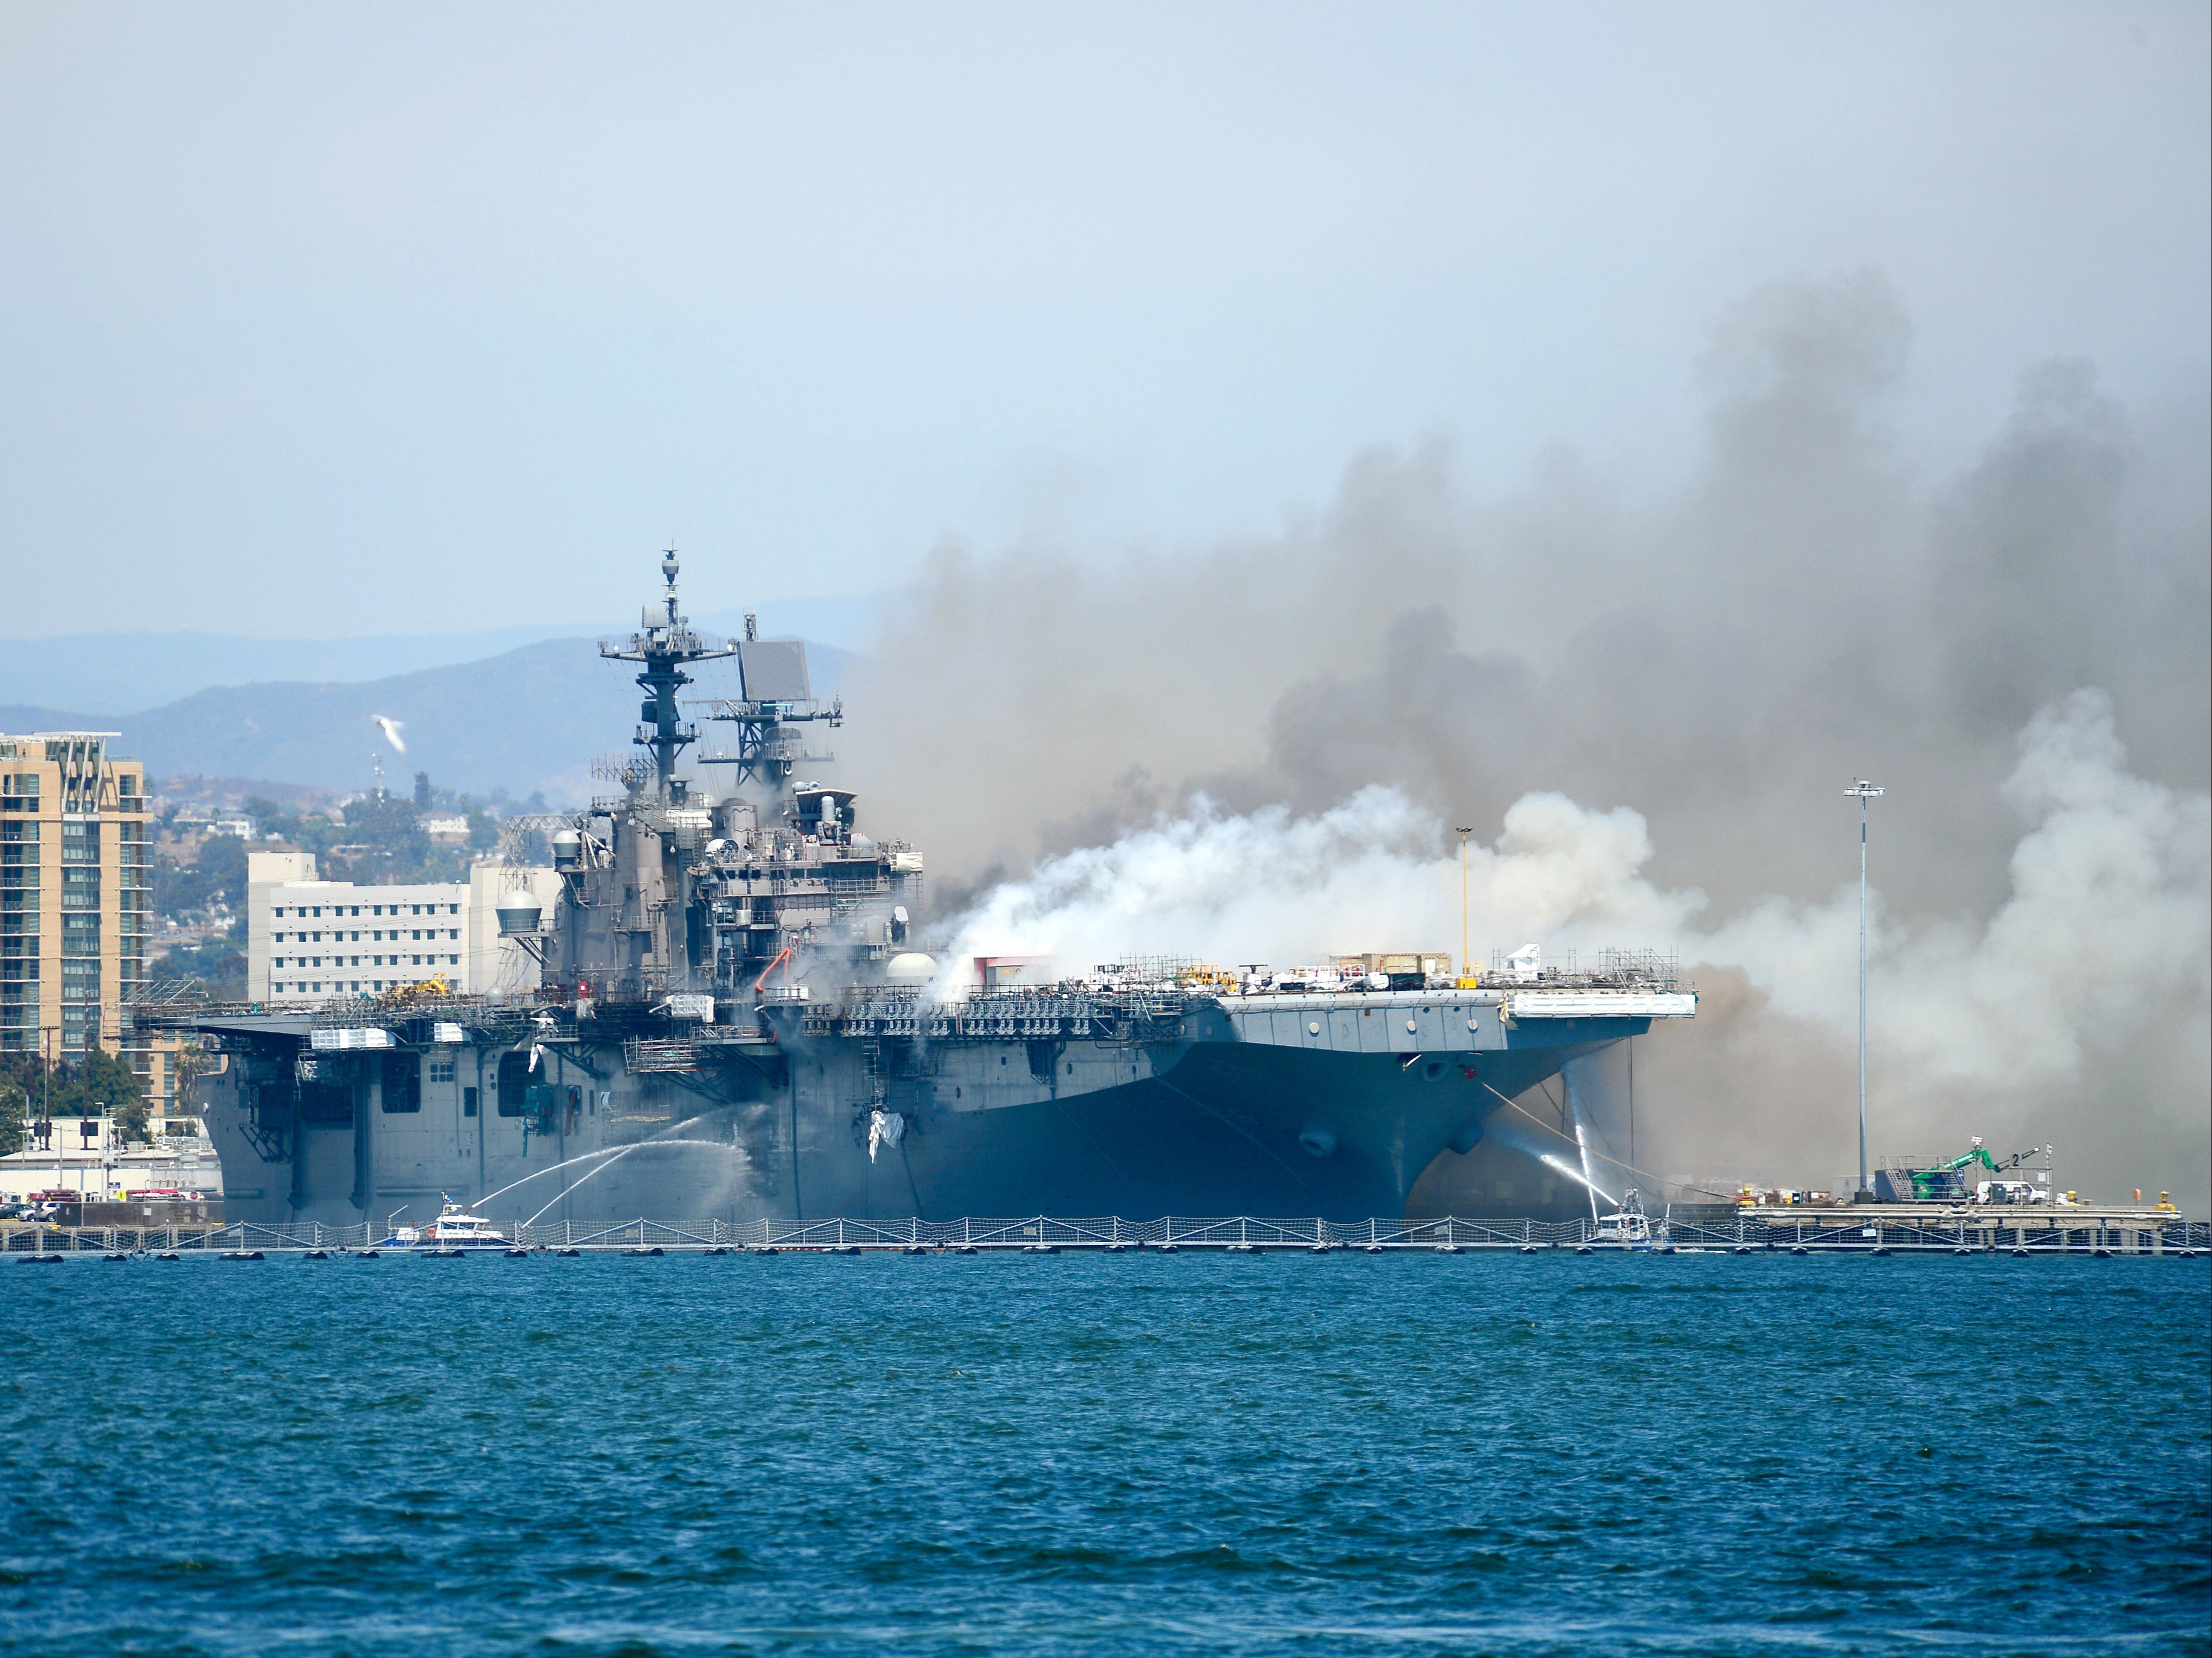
xmin=692 ymin=601 xmax=842 ymax=788
xmin=596 ymin=546 xmax=734 ymax=802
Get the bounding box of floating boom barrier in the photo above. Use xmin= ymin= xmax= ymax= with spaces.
xmin=6 ymin=1210 xmax=2205 ymax=1257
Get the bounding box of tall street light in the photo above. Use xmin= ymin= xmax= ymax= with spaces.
xmin=1456 ymin=826 xmax=1476 ymax=986
xmin=1846 ymin=779 xmax=1885 ymax=1201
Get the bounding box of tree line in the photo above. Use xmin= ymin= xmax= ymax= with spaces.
xmin=0 ymin=1048 xmax=154 ymax=1157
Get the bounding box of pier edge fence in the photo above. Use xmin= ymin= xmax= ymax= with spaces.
xmin=6 ymin=1213 xmax=2207 ymax=1256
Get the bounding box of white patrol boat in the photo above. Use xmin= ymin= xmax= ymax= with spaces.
xmin=1593 ymin=1188 xmax=1662 ymax=1251
xmin=418 ymin=1198 xmax=510 ymax=1251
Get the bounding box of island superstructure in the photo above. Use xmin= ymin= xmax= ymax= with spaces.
xmin=154 ymin=552 xmax=1694 ymax=1227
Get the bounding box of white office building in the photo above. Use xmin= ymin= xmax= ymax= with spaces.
xmin=246 ymin=852 xmax=562 ymax=1004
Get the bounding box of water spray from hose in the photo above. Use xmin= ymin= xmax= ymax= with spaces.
xmin=1540 ymin=1152 xmax=1616 ymax=1209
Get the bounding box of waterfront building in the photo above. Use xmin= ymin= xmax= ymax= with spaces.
xmin=0 ymin=1111 xmax=223 ymax=1207
xmin=246 ymin=851 xmax=561 ymax=1003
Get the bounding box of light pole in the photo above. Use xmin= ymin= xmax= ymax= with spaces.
xmin=1456 ymin=826 xmax=1475 ymax=986
xmin=43 ymin=1026 xmax=58 ymax=1193
xmin=1846 ymin=779 xmax=1884 ymax=1202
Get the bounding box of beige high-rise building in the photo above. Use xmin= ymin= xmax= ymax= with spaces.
xmin=0 ymin=731 xmax=152 ymax=1066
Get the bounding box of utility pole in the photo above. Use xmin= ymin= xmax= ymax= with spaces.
xmin=1456 ymin=826 xmax=1474 ymax=986
xmin=1846 ymin=779 xmax=1884 ymax=1202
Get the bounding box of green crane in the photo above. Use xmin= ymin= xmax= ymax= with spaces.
xmin=1906 ymin=1137 xmax=2058 ymax=1202
xmin=1907 ymin=1139 xmax=2005 ymax=1201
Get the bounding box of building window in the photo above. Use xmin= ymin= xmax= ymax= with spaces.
xmin=428 ymin=1056 xmax=456 ymax=1084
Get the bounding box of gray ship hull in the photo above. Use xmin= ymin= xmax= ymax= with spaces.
xmin=827 ymin=1041 xmax=1618 ymax=1221
xmin=174 ymin=555 xmax=1694 ymax=1233
xmin=186 ymin=990 xmax=1672 ymax=1228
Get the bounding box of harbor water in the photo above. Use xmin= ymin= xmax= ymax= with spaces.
xmin=3 ymin=1251 xmax=2206 ymax=1655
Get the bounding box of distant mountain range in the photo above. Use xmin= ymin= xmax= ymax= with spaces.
xmin=0 ymin=593 xmax=885 ymax=712
xmin=0 ymin=634 xmax=855 ymax=804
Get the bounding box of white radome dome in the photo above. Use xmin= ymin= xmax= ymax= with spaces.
xmin=495 ymin=892 xmax=542 ymax=936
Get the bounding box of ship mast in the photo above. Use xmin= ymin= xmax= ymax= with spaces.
xmin=597 ymin=548 xmax=733 ymax=802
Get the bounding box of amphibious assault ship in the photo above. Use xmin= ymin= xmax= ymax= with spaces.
xmin=166 ymin=553 xmax=1694 ymax=1228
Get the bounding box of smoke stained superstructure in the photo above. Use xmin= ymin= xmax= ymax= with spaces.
xmin=841 ymin=272 xmax=2211 ymax=1207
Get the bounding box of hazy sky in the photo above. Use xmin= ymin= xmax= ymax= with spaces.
xmin=2 ymin=1 xmax=2205 ymax=637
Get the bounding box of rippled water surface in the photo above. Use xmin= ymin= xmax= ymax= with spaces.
xmin=4 ymin=1249 xmax=2206 ymax=1655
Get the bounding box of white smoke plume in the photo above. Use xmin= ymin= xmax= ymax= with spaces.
xmin=935 ymin=689 xmax=2210 ymax=1204
xmin=1710 ymin=691 xmax=2209 ymax=1093
xmin=843 ymin=271 xmax=2210 ymax=1206
xmin=941 ymin=784 xmax=1693 ymax=973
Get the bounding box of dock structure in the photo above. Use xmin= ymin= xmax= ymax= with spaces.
xmin=1726 ymin=1203 xmax=2196 ymax=1256
xmin=6 ymin=1207 xmax=2206 ymax=1257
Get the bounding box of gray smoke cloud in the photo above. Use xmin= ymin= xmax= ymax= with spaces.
xmin=838 ymin=271 xmax=2211 ymax=1210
